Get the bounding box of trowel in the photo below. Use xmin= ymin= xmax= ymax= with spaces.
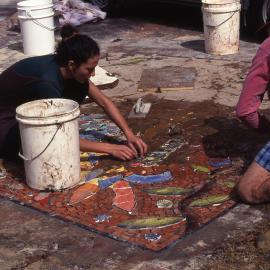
xmin=128 ymin=98 xmax=152 ymax=118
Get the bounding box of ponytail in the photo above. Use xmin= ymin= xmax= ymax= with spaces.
xmin=55 ymin=24 xmax=100 ymax=67
xmin=60 ymin=24 xmax=78 ymax=40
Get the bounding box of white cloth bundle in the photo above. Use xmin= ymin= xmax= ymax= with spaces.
xmin=54 ymin=0 xmax=106 ymax=26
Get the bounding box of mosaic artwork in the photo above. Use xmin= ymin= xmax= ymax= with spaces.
xmin=0 ymin=114 xmax=239 ymax=251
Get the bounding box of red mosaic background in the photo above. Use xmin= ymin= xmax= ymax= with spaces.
xmin=0 ymin=144 xmax=238 ymax=251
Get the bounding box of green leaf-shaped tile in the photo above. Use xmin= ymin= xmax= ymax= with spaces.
xmin=144 ymin=186 xmax=193 ymax=196
xmin=117 ymin=216 xmax=184 ymax=229
xmin=189 ymin=195 xmax=230 ymax=207
xmin=191 ymin=164 xmax=210 ymax=173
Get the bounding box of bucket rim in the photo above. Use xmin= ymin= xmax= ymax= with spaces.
xmin=16 ymin=98 xmax=80 ymax=120
xmin=17 ymin=5 xmax=53 ymax=10
xmin=202 ymin=3 xmax=241 ymax=13
xmin=17 ymin=1 xmax=53 ymax=9
xmin=202 ymin=0 xmax=240 ymax=4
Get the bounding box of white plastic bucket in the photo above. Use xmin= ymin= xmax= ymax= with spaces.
xmin=16 ymin=99 xmax=81 ymax=191
xmin=202 ymin=0 xmax=241 ymax=55
xmin=17 ymin=0 xmax=55 ymax=56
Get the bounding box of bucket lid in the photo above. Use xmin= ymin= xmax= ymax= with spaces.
xmin=202 ymin=0 xmax=240 ymax=4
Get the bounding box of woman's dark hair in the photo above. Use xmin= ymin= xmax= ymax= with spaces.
xmin=55 ymin=24 xmax=100 ymax=67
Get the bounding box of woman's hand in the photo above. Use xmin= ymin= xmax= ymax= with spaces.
xmin=87 ymin=83 xmax=148 ymax=158
xmin=126 ymin=133 xmax=148 ymax=158
xmin=108 ymin=144 xmax=138 ymax=161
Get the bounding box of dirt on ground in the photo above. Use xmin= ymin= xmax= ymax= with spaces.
xmin=202 ymin=216 xmax=270 ymax=270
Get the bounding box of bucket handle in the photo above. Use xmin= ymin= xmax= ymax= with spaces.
xmin=18 ymin=123 xmax=62 ymax=161
xmin=25 ymin=10 xmax=55 ymax=31
xmin=205 ymin=11 xmax=238 ymax=27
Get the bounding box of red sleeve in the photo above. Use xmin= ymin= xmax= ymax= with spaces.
xmin=236 ymin=47 xmax=270 ymax=129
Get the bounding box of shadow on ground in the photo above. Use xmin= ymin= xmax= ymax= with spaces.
xmin=181 ymin=40 xmax=205 ymax=53
xmin=202 ymin=116 xmax=269 ymax=170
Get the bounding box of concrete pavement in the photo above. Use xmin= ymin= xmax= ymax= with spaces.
xmin=0 ymin=4 xmax=269 ymax=269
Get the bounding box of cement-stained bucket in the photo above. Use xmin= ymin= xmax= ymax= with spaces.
xmin=202 ymin=0 xmax=241 ymax=55
xmin=16 ymin=99 xmax=81 ymax=190
xmin=17 ymin=0 xmax=55 ymax=55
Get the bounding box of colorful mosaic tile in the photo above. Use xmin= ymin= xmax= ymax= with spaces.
xmin=145 ymin=233 xmax=162 ymax=241
xmin=69 ymin=183 xmax=99 ymax=205
xmin=208 ymin=158 xmax=232 ymax=169
xmin=79 ymin=114 xmax=126 ymax=142
xmin=99 ymin=175 xmax=122 ymax=189
xmin=94 ymin=214 xmax=111 ymax=223
xmin=132 ymin=138 xmax=186 ymax=167
xmin=0 ymin=115 xmax=240 ymax=251
xmin=112 ymin=180 xmax=135 ymax=213
xmin=124 ymin=171 xmax=172 ymax=184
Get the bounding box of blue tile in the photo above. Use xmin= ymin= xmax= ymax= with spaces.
xmin=208 ymin=158 xmax=232 ymax=168
xmin=85 ymin=169 xmax=104 ymax=182
xmin=98 ymin=175 xmax=123 ymax=189
xmin=94 ymin=214 xmax=111 ymax=223
xmin=88 ymin=154 xmax=100 ymax=164
xmin=144 ymin=233 xmax=162 ymax=241
xmin=124 ymin=171 xmax=172 ymax=184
